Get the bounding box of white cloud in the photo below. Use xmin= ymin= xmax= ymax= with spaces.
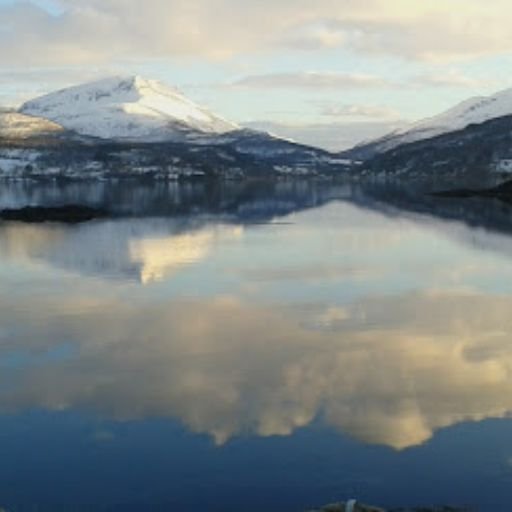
xmin=413 ymin=70 xmax=499 ymax=88
xmin=321 ymin=104 xmax=402 ymax=119
xmin=231 ymin=72 xmax=392 ymax=89
xmin=2 ymin=0 xmax=512 ymax=65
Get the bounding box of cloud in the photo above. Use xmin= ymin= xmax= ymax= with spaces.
xmin=230 ymin=72 xmax=392 ymax=89
xmin=413 ymin=70 xmax=499 ymax=88
xmin=2 ymin=0 xmax=512 ymax=66
xmin=278 ymin=22 xmax=348 ymax=51
xmin=320 ymin=104 xmax=402 ymax=119
xmin=229 ymin=69 xmax=493 ymax=95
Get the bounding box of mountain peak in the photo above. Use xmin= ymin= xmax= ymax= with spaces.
xmin=20 ymin=75 xmax=238 ymax=141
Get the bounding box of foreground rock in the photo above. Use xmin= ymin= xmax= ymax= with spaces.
xmin=308 ymin=502 xmax=384 ymax=511
xmin=309 ymin=503 xmax=470 ymax=512
xmin=0 ymin=205 xmax=108 ymax=223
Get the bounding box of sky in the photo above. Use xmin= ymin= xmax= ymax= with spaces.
xmin=2 ymin=0 xmax=512 ymax=149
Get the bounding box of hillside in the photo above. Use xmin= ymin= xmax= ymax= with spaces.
xmin=0 ymin=112 xmax=64 ymax=139
xmin=344 ymin=88 xmax=512 ymax=160
xmin=358 ymin=114 xmax=512 ymax=184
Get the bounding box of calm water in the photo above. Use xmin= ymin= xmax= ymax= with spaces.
xmin=2 ymin=180 xmax=512 ymax=511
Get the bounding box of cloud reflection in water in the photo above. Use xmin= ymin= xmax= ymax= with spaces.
xmin=1 ymin=288 xmax=512 ymax=450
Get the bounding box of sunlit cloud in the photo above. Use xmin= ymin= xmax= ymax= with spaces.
xmin=2 ymin=0 xmax=512 ymax=65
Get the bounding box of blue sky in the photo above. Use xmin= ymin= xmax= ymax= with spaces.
xmin=1 ymin=0 xmax=512 ymax=149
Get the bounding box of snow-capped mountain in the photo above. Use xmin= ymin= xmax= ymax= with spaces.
xmin=357 ymin=113 xmax=512 ymax=182
xmin=347 ymin=87 xmax=512 ymax=159
xmin=0 ymin=112 xmax=64 ymax=139
xmin=0 ymin=75 xmax=348 ymax=180
xmin=20 ymin=76 xmax=238 ymax=142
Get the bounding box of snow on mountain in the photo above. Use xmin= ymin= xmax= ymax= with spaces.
xmin=20 ymin=76 xmax=238 ymax=141
xmin=0 ymin=112 xmax=64 ymax=139
xmin=349 ymin=87 xmax=512 ymax=158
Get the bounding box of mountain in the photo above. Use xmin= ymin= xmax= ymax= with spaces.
xmin=0 ymin=76 xmax=346 ymax=180
xmin=20 ymin=75 xmax=238 ymax=142
xmin=345 ymin=87 xmax=512 ymax=160
xmin=358 ymin=114 xmax=512 ymax=184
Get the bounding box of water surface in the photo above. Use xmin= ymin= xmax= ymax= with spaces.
xmin=1 ymin=181 xmax=512 ymax=511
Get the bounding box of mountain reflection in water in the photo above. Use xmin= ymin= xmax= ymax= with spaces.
xmin=2 ymin=180 xmax=512 ymax=511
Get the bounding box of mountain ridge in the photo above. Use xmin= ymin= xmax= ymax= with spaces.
xmin=344 ymin=87 xmax=512 ymax=160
